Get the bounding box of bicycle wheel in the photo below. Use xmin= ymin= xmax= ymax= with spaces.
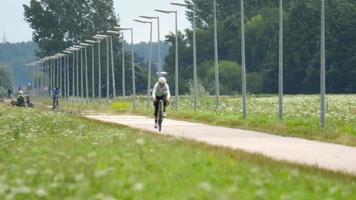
xmin=158 ymin=100 xmax=163 ymax=132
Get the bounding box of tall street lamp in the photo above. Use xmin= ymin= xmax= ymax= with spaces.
xmin=139 ymin=15 xmax=162 ymax=76
xmin=118 ymin=32 xmax=126 ymax=100
xmin=69 ymin=48 xmax=78 ymax=102
xmin=134 ymin=19 xmax=153 ymax=109
xmin=279 ymin=0 xmax=284 ymax=120
xmin=94 ymin=35 xmax=106 ymax=103
xmin=213 ymin=0 xmax=220 ymax=111
xmin=73 ymin=45 xmax=85 ymax=103
xmin=57 ymin=53 xmax=65 ymax=98
xmin=86 ymin=40 xmax=98 ymax=102
xmin=61 ymin=52 xmax=67 ymax=100
xmin=240 ymin=0 xmax=247 ymax=118
xmin=115 ymin=27 xmax=136 ymax=110
xmin=68 ymin=47 xmax=80 ymax=102
xmin=171 ymin=1 xmax=198 ymax=111
xmin=64 ymin=50 xmax=75 ymax=101
xmin=96 ymin=34 xmax=111 ymax=104
xmin=80 ymin=42 xmax=91 ymax=103
xmin=155 ymin=8 xmax=179 ymax=111
xmin=320 ymin=0 xmax=326 ymax=128
xmin=107 ymin=30 xmax=121 ymax=100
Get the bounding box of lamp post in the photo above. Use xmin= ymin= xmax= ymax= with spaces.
xmin=68 ymin=47 xmax=80 ymax=102
xmin=241 ymin=0 xmax=247 ymax=118
xmin=41 ymin=59 xmax=46 ymax=97
xmin=108 ymin=30 xmax=121 ymax=100
xmin=155 ymin=9 xmax=179 ymax=111
xmin=213 ymin=0 xmax=220 ymax=111
xmin=54 ymin=55 xmax=59 ymax=92
xmin=70 ymin=48 xmax=79 ymax=102
xmin=94 ymin=35 xmax=105 ymax=103
xmin=74 ymin=45 xmax=85 ymax=103
xmin=86 ymin=40 xmax=98 ymax=102
xmin=279 ymin=0 xmax=284 ymax=120
xmin=321 ymin=0 xmax=326 ymax=128
xmin=61 ymin=53 xmax=67 ymax=100
xmin=115 ymin=27 xmax=136 ymax=110
xmin=96 ymin=34 xmax=111 ymax=104
xmin=80 ymin=42 xmax=91 ymax=103
xmin=64 ymin=50 xmax=74 ymax=101
xmin=171 ymin=1 xmax=198 ymax=111
xmin=59 ymin=54 xmax=64 ymax=98
xmin=134 ymin=19 xmax=153 ymax=109
xmin=62 ymin=51 xmax=70 ymax=100
xmin=49 ymin=58 xmax=53 ymax=94
xmin=119 ymin=32 xmax=126 ymax=100
xmin=139 ymin=15 xmax=161 ymax=76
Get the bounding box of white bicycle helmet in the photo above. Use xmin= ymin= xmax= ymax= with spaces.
xmin=158 ymin=77 xmax=166 ymax=84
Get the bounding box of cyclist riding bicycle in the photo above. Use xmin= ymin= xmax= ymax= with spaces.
xmin=152 ymin=77 xmax=171 ymax=129
xmin=16 ymin=90 xmax=26 ymax=107
xmin=52 ymin=87 xmax=61 ymax=109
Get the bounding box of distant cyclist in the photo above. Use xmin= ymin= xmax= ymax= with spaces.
xmin=52 ymin=87 xmax=61 ymax=109
xmin=152 ymin=77 xmax=171 ymax=128
xmin=16 ymin=90 xmax=26 ymax=107
xmin=7 ymin=88 xmax=12 ymax=98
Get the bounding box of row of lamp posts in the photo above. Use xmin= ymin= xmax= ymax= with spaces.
xmin=29 ymin=0 xmax=326 ymax=127
xmin=30 ymin=26 xmax=136 ymax=108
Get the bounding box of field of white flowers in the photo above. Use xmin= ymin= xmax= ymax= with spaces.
xmin=164 ymin=95 xmax=356 ymax=122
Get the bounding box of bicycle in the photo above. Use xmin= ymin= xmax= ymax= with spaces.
xmin=52 ymin=97 xmax=59 ymax=110
xmin=157 ymin=100 xmax=164 ymax=132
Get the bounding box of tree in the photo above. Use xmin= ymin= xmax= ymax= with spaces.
xmin=23 ymin=0 xmax=118 ymax=57
xmin=163 ymin=0 xmax=356 ymax=94
xmin=0 ymin=65 xmax=12 ymax=97
xmin=23 ymin=0 xmax=151 ymax=95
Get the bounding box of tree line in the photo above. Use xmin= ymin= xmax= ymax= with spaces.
xmin=163 ymin=0 xmax=356 ymax=95
xmin=23 ymin=0 xmax=356 ymax=96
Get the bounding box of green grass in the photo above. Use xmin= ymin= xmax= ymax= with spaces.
xmin=45 ymin=95 xmax=356 ymax=146
xmin=1 ymin=104 xmax=356 ymax=199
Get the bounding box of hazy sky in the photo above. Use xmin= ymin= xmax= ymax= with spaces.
xmin=0 ymin=0 xmax=191 ymax=43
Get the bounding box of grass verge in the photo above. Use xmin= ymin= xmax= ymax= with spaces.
xmin=1 ymin=103 xmax=356 ymax=199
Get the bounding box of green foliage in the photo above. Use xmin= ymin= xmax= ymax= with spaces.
xmin=1 ymin=104 xmax=356 ymax=199
xmin=23 ymin=0 xmax=152 ymax=96
xmin=0 ymin=65 xmax=12 ymax=93
xmin=0 ymin=87 xmax=6 ymax=98
xmin=0 ymin=42 xmax=37 ymax=87
xmin=112 ymin=101 xmax=131 ymax=112
xmin=134 ymin=42 xmax=170 ymax=68
xmin=164 ymin=0 xmax=356 ymax=94
xmin=23 ymin=0 xmax=118 ymax=57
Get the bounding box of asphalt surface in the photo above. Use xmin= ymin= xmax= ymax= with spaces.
xmin=84 ymin=114 xmax=356 ymax=175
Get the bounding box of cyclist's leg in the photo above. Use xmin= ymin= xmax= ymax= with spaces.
xmin=52 ymin=97 xmax=55 ymax=109
xmin=163 ymin=95 xmax=168 ymax=112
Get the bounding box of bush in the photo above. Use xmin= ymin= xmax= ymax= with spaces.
xmin=112 ymin=101 xmax=131 ymax=112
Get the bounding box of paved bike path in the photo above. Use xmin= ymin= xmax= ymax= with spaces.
xmin=84 ymin=114 xmax=356 ymax=175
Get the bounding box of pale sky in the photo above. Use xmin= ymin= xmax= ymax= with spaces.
xmin=0 ymin=0 xmax=190 ymax=43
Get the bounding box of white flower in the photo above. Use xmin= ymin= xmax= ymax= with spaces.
xmin=75 ymin=173 xmax=85 ymax=182
xmin=132 ymin=182 xmax=144 ymax=191
xmin=94 ymin=170 xmax=108 ymax=178
xmin=198 ymin=182 xmax=211 ymax=192
xmin=12 ymin=186 xmax=31 ymax=194
xmin=136 ymin=138 xmax=145 ymax=146
xmin=35 ymin=187 xmax=48 ymax=197
xmin=0 ymin=181 xmax=8 ymax=195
